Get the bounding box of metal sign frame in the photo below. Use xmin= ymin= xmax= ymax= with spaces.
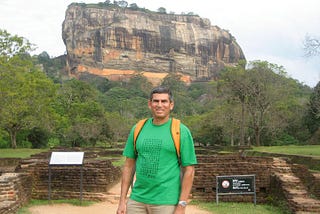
xmin=48 ymin=152 xmax=84 ymax=203
xmin=216 ymin=174 xmax=256 ymax=205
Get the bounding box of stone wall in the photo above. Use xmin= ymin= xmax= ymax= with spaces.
xmin=192 ymin=154 xmax=273 ymax=203
xmin=0 ymin=173 xmax=32 ymax=214
xmin=18 ymin=157 xmax=121 ymax=201
xmin=1 ymin=150 xmax=319 ymax=213
xmin=291 ymin=163 xmax=320 ymax=199
xmin=0 ymin=149 xmax=122 ymax=213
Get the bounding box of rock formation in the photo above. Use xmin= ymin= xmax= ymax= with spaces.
xmin=62 ymin=3 xmax=246 ymax=85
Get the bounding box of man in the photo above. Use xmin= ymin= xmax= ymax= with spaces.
xmin=117 ymin=86 xmax=197 ymax=214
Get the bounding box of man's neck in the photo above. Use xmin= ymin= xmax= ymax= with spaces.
xmin=152 ymin=116 xmax=170 ymax=125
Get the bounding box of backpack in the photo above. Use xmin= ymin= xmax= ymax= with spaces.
xmin=133 ymin=117 xmax=181 ymax=158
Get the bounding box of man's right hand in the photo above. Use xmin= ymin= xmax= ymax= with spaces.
xmin=116 ymin=202 xmax=126 ymax=214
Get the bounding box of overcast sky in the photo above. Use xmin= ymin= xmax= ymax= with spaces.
xmin=0 ymin=0 xmax=319 ymax=87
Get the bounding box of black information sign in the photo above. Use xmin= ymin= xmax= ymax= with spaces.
xmin=216 ymin=174 xmax=256 ymax=205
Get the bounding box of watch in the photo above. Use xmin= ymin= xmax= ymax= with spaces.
xmin=178 ymin=200 xmax=187 ymax=207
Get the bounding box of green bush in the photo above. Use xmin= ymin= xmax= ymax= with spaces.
xmin=0 ymin=138 xmax=10 ymax=148
xmin=48 ymin=138 xmax=60 ymax=148
xmin=270 ymin=133 xmax=299 ymax=146
xmin=18 ymin=140 xmax=32 ymax=148
xmin=27 ymin=127 xmax=49 ymax=148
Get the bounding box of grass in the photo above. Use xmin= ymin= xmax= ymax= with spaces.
xmin=0 ymin=148 xmax=48 ymax=158
xmin=191 ymin=201 xmax=287 ymax=214
xmin=17 ymin=199 xmax=95 ymax=214
xmin=112 ymin=156 xmax=125 ymax=167
xmin=252 ymin=145 xmax=320 ymax=157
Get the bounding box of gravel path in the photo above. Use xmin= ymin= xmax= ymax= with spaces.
xmin=28 ymin=181 xmax=212 ymax=214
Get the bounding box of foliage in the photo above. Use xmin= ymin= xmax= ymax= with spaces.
xmin=305 ymin=81 xmax=320 ymax=143
xmin=218 ymin=60 xmax=311 ymax=146
xmin=0 ymin=30 xmax=57 ymax=148
xmin=79 ymin=72 xmax=119 ymax=93
xmin=53 ymin=79 xmax=112 ymax=147
xmin=27 ymin=127 xmax=50 ymax=148
xmin=0 ymin=29 xmax=34 ymax=58
xmin=157 ymin=7 xmax=167 ymax=14
xmin=0 ymin=29 xmax=316 ymax=149
xmin=36 ymin=52 xmax=66 ymax=83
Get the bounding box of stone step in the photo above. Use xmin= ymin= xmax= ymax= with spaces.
xmin=272 ymin=157 xmax=320 ymax=213
xmin=290 ymin=197 xmax=320 ymax=213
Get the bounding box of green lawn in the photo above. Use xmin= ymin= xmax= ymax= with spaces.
xmin=0 ymin=148 xmax=48 ymax=158
xmin=252 ymin=145 xmax=320 ymax=157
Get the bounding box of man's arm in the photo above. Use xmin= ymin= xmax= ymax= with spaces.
xmin=117 ymin=157 xmax=136 ymax=214
xmin=175 ymin=165 xmax=195 ymax=214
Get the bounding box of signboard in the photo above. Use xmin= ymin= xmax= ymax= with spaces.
xmin=216 ymin=174 xmax=256 ymax=205
xmin=217 ymin=175 xmax=255 ymax=193
xmin=49 ymin=152 xmax=84 ymax=165
xmin=48 ymin=152 xmax=84 ymax=203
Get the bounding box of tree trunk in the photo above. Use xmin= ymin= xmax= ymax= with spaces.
xmin=240 ymin=102 xmax=245 ymax=145
xmin=254 ymin=125 xmax=260 ymax=147
xmin=230 ymin=130 xmax=234 ymax=146
xmin=9 ymin=130 xmax=17 ymax=149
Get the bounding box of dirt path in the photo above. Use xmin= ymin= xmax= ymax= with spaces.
xmin=28 ymin=181 xmax=212 ymax=214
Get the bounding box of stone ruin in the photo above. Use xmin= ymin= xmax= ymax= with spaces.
xmin=0 ymin=148 xmax=122 ymax=214
xmin=0 ymin=147 xmax=320 ymax=213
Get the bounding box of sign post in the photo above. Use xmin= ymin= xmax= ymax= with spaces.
xmin=216 ymin=174 xmax=256 ymax=205
xmin=48 ymin=152 xmax=84 ymax=203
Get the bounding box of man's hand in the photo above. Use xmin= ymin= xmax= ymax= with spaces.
xmin=174 ymin=204 xmax=186 ymax=214
xmin=116 ymin=202 xmax=126 ymax=214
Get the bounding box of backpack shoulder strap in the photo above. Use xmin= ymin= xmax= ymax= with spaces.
xmin=133 ymin=118 xmax=181 ymax=157
xmin=133 ymin=118 xmax=148 ymax=154
xmin=171 ymin=118 xmax=181 ymax=158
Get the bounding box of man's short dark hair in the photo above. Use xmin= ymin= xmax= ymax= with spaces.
xmin=149 ymin=86 xmax=173 ymax=102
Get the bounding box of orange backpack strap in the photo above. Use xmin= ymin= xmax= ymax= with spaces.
xmin=133 ymin=118 xmax=181 ymax=158
xmin=171 ymin=118 xmax=181 ymax=158
xmin=133 ymin=118 xmax=148 ymax=155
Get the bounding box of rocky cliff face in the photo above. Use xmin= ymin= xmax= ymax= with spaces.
xmin=62 ymin=3 xmax=245 ymax=85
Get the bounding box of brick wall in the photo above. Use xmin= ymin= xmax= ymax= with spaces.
xmin=18 ymin=158 xmax=121 ymax=201
xmin=192 ymin=154 xmax=273 ymax=203
xmin=0 ymin=173 xmax=32 ymax=214
xmin=291 ymin=164 xmax=320 ymax=199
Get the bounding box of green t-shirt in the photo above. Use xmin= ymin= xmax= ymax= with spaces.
xmin=123 ymin=118 xmax=197 ymax=205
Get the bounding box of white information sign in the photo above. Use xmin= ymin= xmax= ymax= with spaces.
xmin=49 ymin=152 xmax=84 ymax=165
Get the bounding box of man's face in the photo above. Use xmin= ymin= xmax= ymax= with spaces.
xmin=148 ymin=93 xmax=174 ymax=120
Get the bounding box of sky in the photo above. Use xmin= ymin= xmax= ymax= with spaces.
xmin=0 ymin=0 xmax=319 ymax=87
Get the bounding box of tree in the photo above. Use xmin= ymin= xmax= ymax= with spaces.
xmin=218 ymin=60 xmax=305 ymax=146
xmin=0 ymin=30 xmax=56 ymax=148
xmin=0 ymin=67 xmax=56 ymax=148
xmin=305 ymin=82 xmax=320 ymax=143
xmin=118 ymin=0 xmax=128 ymax=8
xmin=0 ymin=29 xmax=34 ymax=58
xmin=54 ymin=79 xmax=112 ymax=147
xmin=129 ymin=3 xmax=139 ymax=10
xmin=219 ymin=61 xmax=248 ymax=145
xmin=244 ymin=61 xmax=296 ymax=146
xmin=157 ymin=7 xmax=167 ymax=14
